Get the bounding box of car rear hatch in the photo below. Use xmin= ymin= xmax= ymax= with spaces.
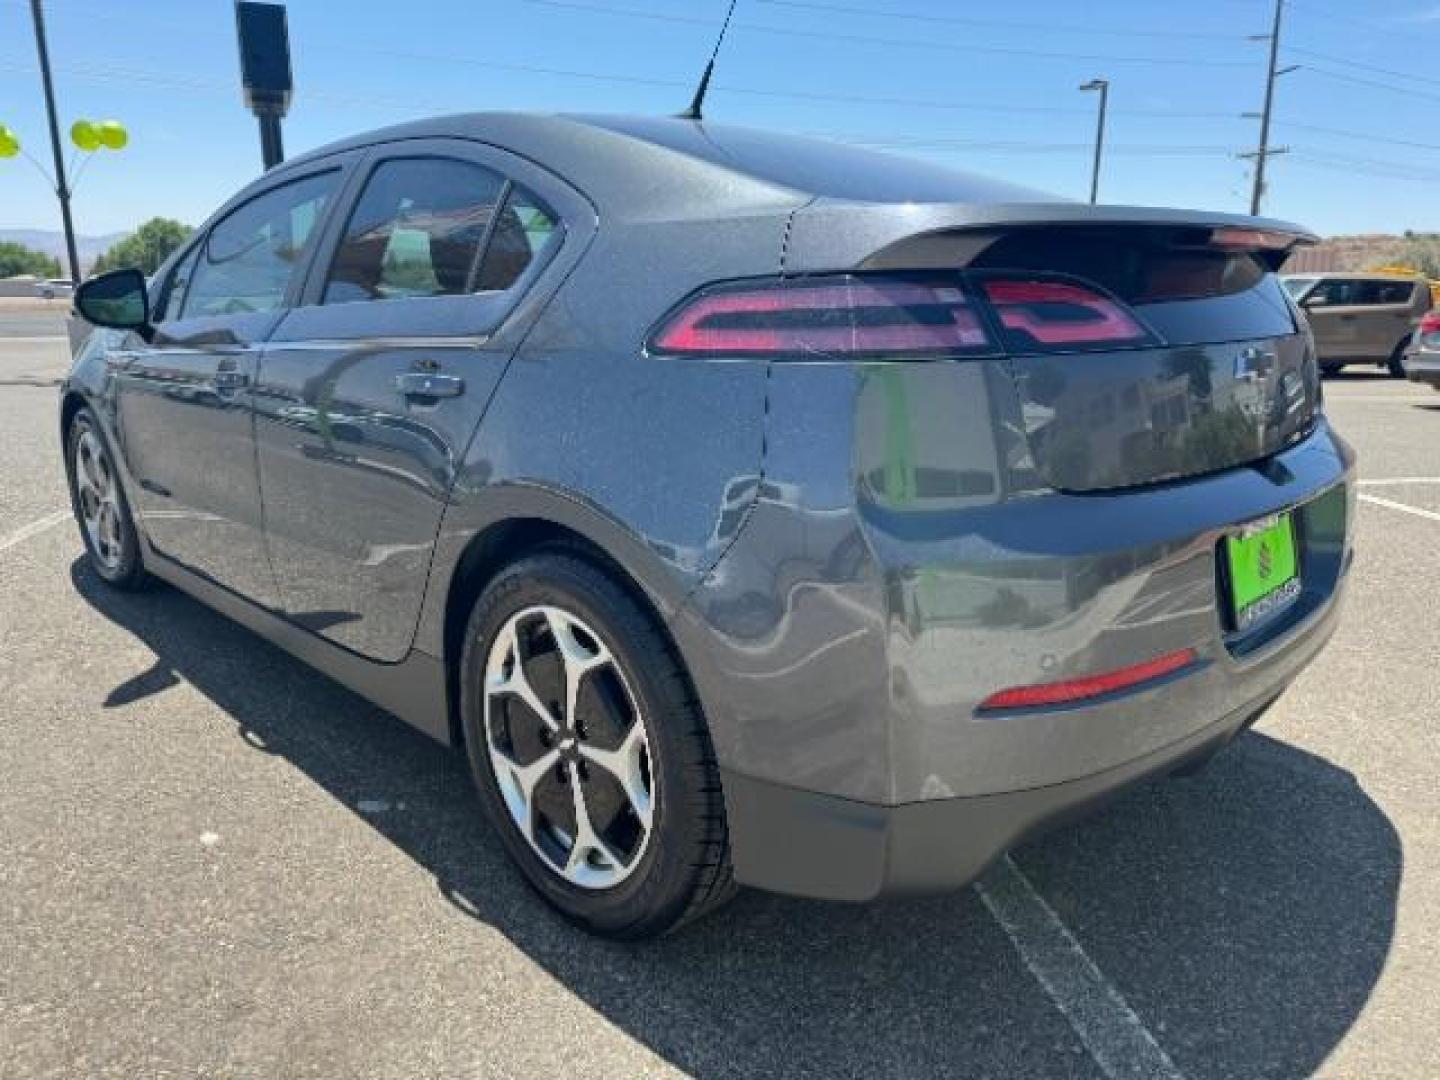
xmin=785 ymin=202 xmax=1319 ymax=492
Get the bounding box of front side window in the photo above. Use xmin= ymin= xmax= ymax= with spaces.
xmin=183 ymin=171 xmax=338 ymax=318
xmin=156 ymin=244 xmax=201 ymax=323
xmin=1308 ymin=279 xmax=1361 ymax=306
xmin=323 ymin=158 xmax=506 ymax=304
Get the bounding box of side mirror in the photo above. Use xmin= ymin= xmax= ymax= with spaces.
xmin=75 ymin=267 xmax=152 ymax=337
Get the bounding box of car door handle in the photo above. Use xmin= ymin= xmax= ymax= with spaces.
xmin=212 ymin=370 xmax=251 ymax=391
xmin=395 ymin=372 xmax=465 ymax=398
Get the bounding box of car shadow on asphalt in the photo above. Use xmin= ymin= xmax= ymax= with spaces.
xmin=71 ymin=558 xmax=1401 ymax=1080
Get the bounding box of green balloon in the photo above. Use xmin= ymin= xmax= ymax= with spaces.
xmin=96 ymin=119 xmax=128 ymax=150
xmin=70 ymin=119 xmax=100 ymax=151
xmin=0 ymin=125 xmax=18 ymax=158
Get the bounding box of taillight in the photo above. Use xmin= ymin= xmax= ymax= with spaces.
xmin=1420 ymin=311 xmax=1440 ymax=337
xmin=977 ymin=648 xmax=1198 ymax=712
xmin=978 ymin=276 xmax=1157 ymax=352
xmin=647 ymin=276 xmax=993 ymax=358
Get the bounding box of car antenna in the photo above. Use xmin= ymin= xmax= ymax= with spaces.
xmin=677 ymin=0 xmax=738 ymax=121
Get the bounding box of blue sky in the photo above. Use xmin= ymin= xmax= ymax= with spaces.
xmin=3 ymin=0 xmax=1440 ymax=238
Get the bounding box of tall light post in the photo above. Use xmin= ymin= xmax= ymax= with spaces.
xmin=1080 ymin=78 xmax=1109 ymax=205
xmin=29 ymin=0 xmax=80 ymax=281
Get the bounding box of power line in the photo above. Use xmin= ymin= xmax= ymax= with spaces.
xmin=1276 ymin=119 xmax=1440 ymax=154
xmin=1297 ymin=64 xmax=1440 ymax=104
xmin=0 ymin=52 xmax=1236 ymax=123
xmin=1285 ymin=0 xmax=1438 ymax=44
xmin=1289 ymin=151 xmax=1440 ymax=184
xmin=521 ymin=0 xmax=1256 ymax=67
xmin=1285 ymin=45 xmax=1440 ymax=90
xmin=752 ymin=0 xmax=1253 ymax=42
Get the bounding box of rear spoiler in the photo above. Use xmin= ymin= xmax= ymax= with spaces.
xmin=783 ymin=200 xmax=1318 ymax=274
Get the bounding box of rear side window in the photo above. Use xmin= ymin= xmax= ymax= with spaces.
xmin=183 ymin=171 xmax=338 ymax=318
xmin=323 ymin=157 xmax=506 ymax=304
xmin=475 ymin=189 xmax=561 ymax=292
xmin=1354 ymin=280 xmax=1415 ymax=305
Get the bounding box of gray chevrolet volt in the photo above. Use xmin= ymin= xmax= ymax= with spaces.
xmin=63 ymin=113 xmax=1354 ymax=938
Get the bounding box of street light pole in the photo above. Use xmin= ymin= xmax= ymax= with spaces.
xmin=29 ymin=0 xmax=80 ymax=282
xmin=1080 ymin=78 xmax=1109 ymax=205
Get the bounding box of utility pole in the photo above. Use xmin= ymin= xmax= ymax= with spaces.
xmin=29 ymin=0 xmax=80 ymax=282
xmin=1246 ymin=0 xmax=1298 ymax=216
xmin=1080 ymin=79 xmax=1109 ymax=205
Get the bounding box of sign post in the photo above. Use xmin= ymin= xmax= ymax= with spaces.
xmin=234 ymin=1 xmax=292 ymax=170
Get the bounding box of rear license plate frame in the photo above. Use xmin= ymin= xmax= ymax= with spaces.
xmin=1223 ymin=512 xmax=1302 ymax=633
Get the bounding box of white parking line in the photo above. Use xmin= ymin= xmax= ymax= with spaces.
xmin=977 ymin=855 xmax=1185 ymax=1080
xmin=0 ymin=510 xmax=68 ymax=554
xmin=1359 ymin=493 xmax=1440 ymax=524
xmin=1357 ymin=478 xmax=1440 ymax=487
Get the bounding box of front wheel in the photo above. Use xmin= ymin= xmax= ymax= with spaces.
xmin=459 ymin=551 xmax=735 ymax=938
xmin=66 ymin=407 xmax=149 ymax=589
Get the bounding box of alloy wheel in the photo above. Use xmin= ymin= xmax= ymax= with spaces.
xmin=483 ymin=605 xmax=655 ymax=890
xmin=74 ymin=428 xmax=123 ymax=570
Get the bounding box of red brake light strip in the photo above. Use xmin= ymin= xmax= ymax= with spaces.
xmin=977 ymin=648 xmax=1198 ymax=712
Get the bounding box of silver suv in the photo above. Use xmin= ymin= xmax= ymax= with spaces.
xmin=1283 ymin=272 xmax=1433 ymax=377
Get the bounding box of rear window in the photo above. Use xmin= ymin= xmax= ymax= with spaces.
xmin=973 ymin=226 xmax=1295 ymax=345
xmin=973 ymin=227 xmax=1266 ymax=304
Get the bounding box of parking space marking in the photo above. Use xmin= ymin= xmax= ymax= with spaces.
xmin=977 ymin=855 xmax=1185 ymax=1080
xmin=0 ymin=510 xmax=68 ymax=555
xmin=1357 ymin=478 xmax=1440 ymax=486
xmin=1359 ymin=493 xmax=1440 ymax=523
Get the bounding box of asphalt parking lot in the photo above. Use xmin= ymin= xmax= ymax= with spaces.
xmin=3 ymin=309 xmax=1438 ymax=1079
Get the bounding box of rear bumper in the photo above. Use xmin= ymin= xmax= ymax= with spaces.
xmin=722 ymin=560 xmax=1344 ymax=901
xmin=1406 ymin=350 xmax=1440 ymax=388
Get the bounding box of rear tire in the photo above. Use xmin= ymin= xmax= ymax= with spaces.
xmin=1388 ymin=340 xmax=1410 ymax=379
xmin=65 ymin=407 xmax=150 ymax=590
xmin=459 ymin=550 xmax=735 ymax=938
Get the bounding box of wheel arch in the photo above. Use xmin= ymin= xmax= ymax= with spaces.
xmin=436 ymin=510 xmax=697 ymax=750
xmin=59 ymin=389 xmax=88 ymax=447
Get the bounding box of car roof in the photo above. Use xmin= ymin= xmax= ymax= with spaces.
xmin=274 ymin=111 xmax=1055 ymax=214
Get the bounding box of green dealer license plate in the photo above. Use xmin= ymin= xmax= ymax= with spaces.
xmin=1225 ymin=513 xmax=1301 ymax=632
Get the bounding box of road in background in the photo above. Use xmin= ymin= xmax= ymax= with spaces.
xmin=2 ymin=314 xmax=1437 ymax=1079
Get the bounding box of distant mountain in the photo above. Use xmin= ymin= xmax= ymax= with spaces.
xmin=0 ymin=227 xmax=130 ymax=273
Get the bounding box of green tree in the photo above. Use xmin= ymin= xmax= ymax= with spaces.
xmin=0 ymin=241 xmax=61 ymax=279
xmin=1372 ymin=234 xmax=1440 ymax=279
xmin=92 ymin=217 xmax=192 ymax=275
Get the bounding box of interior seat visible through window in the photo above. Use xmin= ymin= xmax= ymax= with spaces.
xmin=322 ymin=157 xmax=560 ymax=305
